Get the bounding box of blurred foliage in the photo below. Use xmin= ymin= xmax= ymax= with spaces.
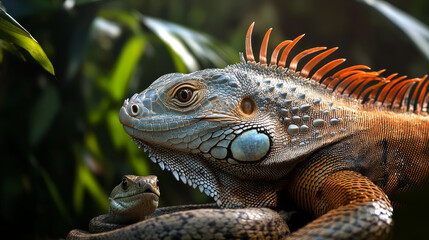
xmin=0 ymin=0 xmax=429 ymax=239
xmin=0 ymin=7 xmax=54 ymax=75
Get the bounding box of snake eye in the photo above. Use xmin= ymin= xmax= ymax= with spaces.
xmin=176 ymin=88 xmax=193 ymax=102
xmin=121 ymin=178 xmax=128 ymax=190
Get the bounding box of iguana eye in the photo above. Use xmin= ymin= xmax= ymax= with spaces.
xmin=121 ymin=178 xmax=128 ymax=190
xmin=176 ymin=87 xmax=193 ymax=102
xmin=240 ymin=97 xmax=256 ymax=115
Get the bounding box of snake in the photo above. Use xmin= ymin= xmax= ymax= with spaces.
xmin=66 ymin=175 xmax=290 ymax=239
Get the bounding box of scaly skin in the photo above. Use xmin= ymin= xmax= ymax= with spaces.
xmin=80 ymin=175 xmax=160 ymax=234
xmin=67 ymin=175 xmax=160 ymax=238
xmin=66 ymin=175 xmax=289 ymax=239
xmin=108 ymin=175 xmax=160 ymax=224
xmin=119 ymin=23 xmax=429 ymax=239
xmin=68 ymin=208 xmax=289 ymax=239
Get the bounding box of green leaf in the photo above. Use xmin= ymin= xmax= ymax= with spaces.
xmin=107 ymin=109 xmax=128 ymax=149
xmin=140 ymin=15 xmax=237 ymax=71
xmin=360 ymin=0 xmax=429 ymax=63
xmin=85 ymin=131 xmax=104 ymax=161
xmin=73 ymin=144 xmax=109 ymax=213
xmin=72 ymin=166 xmax=85 ymax=213
xmin=141 ymin=15 xmax=200 ymax=72
xmin=99 ymin=34 xmax=146 ymax=101
xmin=167 ymin=45 xmax=188 ymax=73
xmin=107 ymin=108 xmax=150 ymax=175
xmin=0 ymin=8 xmax=55 ymax=75
xmin=0 ymin=39 xmax=26 ymax=61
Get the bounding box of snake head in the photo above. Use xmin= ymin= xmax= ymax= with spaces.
xmin=109 ymin=175 xmax=160 ymax=223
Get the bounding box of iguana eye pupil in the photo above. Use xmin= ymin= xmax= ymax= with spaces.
xmin=176 ymin=88 xmax=193 ymax=102
xmin=121 ymin=178 xmax=128 ymax=190
xmin=240 ymin=97 xmax=256 ymax=115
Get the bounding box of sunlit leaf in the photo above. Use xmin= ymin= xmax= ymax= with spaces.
xmin=107 ymin=109 xmax=149 ymax=175
xmin=360 ymin=0 xmax=429 ymax=62
xmin=141 ymin=15 xmax=199 ymax=72
xmin=73 ymin=167 xmax=85 ymax=213
xmin=0 ymin=8 xmax=55 ymax=75
xmin=140 ymin=15 xmax=237 ymax=72
xmin=73 ymin=144 xmax=109 ymax=213
xmin=29 ymin=87 xmax=60 ymax=147
xmin=107 ymin=109 xmax=128 ymax=149
xmin=88 ymin=98 xmax=109 ymax=125
xmin=0 ymin=39 xmax=26 ymax=61
xmin=99 ymin=34 xmax=146 ymax=101
xmin=85 ymin=131 xmax=104 ymax=161
xmin=167 ymin=46 xmax=188 ymax=73
xmin=150 ymin=18 xmax=226 ymax=67
xmin=78 ymin=159 xmax=109 ymax=211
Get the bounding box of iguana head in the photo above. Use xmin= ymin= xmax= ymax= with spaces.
xmin=119 ymin=65 xmax=295 ymax=207
xmin=119 ymin=23 xmax=427 ymax=208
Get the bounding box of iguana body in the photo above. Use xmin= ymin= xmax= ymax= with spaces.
xmin=119 ymin=23 xmax=429 ymax=238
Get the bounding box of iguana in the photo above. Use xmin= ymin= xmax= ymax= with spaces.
xmin=119 ymin=22 xmax=429 ymax=239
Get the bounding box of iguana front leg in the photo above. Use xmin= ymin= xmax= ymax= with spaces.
xmin=286 ymin=149 xmax=393 ymax=239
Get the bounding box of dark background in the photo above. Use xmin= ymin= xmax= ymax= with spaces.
xmin=1 ymin=0 xmax=428 ymax=239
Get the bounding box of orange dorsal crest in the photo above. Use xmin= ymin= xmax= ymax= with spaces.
xmin=244 ymin=22 xmax=429 ymax=114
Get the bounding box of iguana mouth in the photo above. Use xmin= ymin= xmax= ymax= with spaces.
xmin=120 ymin=100 xmax=222 ymax=204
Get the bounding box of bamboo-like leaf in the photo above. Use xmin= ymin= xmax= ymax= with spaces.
xmin=0 ymin=39 xmax=26 ymax=61
xmin=140 ymin=15 xmax=236 ymax=72
xmin=167 ymin=46 xmax=189 ymax=74
xmin=98 ymin=33 xmax=146 ymax=101
xmin=85 ymin=131 xmax=104 ymax=161
xmin=360 ymin=0 xmax=429 ymax=62
xmin=72 ymin=169 xmax=85 ymax=213
xmin=107 ymin=109 xmax=128 ymax=149
xmin=73 ymin=144 xmax=109 ymax=213
xmin=107 ymin=109 xmax=149 ymax=175
xmin=0 ymin=8 xmax=55 ymax=75
xmin=141 ymin=16 xmax=199 ymax=72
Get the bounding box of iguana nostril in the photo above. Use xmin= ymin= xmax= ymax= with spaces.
xmin=131 ymin=104 xmax=140 ymax=116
